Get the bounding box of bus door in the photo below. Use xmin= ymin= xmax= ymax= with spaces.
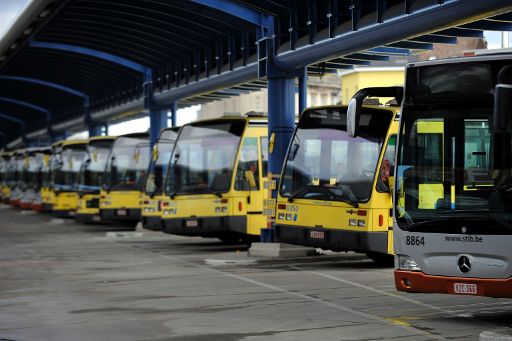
xmin=234 ymin=136 xmax=267 ymax=234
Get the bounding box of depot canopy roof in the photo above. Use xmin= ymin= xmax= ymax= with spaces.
xmin=0 ymin=0 xmax=511 ymax=146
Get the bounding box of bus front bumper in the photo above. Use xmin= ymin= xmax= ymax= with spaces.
xmin=31 ymin=203 xmax=44 ymax=212
xmin=76 ymin=213 xmax=102 ymax=224
xmin=394 ymin=270 xmax=512 ymax=298
xmin=275 ymin=224 xmax=388 ymax=254
xmin=20 ymin=202 xmax=33 ymax=210
xmin=162 ymin=216 xmax=246 ymax=236
xmin=53 ymin=209 xmax=76 ymax=218
xmin=100 ymin=208 xmax=141 ymax=221
xmin=142 ymin=216 xmax=162 ymax=231
xmin=42 ymin=203 xmax=53 ymax=212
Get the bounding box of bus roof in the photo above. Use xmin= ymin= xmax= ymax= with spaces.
xmin=88 ymin=136 xmax=116 ymax=142
xmin=61 ymin=140 xmax=88 ymax=148
xmin=406 ymin=53 xmax=512 ymax=70
xmin=117 ymin=132 xmax=149 ymax=140
xmin=302 ymin=104 xmax=400 ymax=116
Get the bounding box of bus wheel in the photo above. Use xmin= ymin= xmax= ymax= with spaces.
xmin=365 ymin=252 xmax=394 ymax=267
xmin=217 ymin=234 xmax=244 ymax=244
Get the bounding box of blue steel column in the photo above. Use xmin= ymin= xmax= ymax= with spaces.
xmin=265 ymin=77 xmax=295 ymax=242
xmin=51 ymin=131 xmax=67 ymax=143
xmin=88 ymin=125 xmax=103 ymax=137
xmin=149 ymin=109 xmax=168 ymax=146
xmin=170 ymin=102 xmax=177 ymax=127
xmin=298 ymin=68 xmax=308 ymax=114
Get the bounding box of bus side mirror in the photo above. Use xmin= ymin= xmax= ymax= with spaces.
xmin=288 ymin=143 xmax=300 ymax=161
xmin=494 ymin=84 xmax=512 ymax=133
xmin=347 ymin=97 xmax=361 ymax=138
xmin=348 ymin=86 xmax=404 ymax=138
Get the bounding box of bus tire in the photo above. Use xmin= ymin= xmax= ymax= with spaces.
xmin=365 ymin=252 xmax=394 ymax=267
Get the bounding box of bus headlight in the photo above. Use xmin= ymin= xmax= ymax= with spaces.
xmin=396 ymin=255 xmax=421 ymax=271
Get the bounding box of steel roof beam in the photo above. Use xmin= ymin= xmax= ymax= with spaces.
xmin=28 ymin=39 xmax=155 ymax=132
xmin=460 ymin=20 xmax=512 ymax=31
xmin=435 ymin=27 xmax=484 ymax=38
xmin=190 ymin=0 xmax=274 ymax=38
xmin=0 ymin=113 xmax=25 ymax=127
xmin=368 ymin=47 xmax=410 ymax=55
xmin=0 ymin=112 xmax=26 ymax=134
xmin=29 ymin=40 xmax=152 ymax=79
xmin=272 ymin=0 xmax=512 ymax=71
xmin=388 ymin=41 xmax=433 ymax=50
xmin=0 ymin=97 xmax=52 ymax=122
xmin=410 ymin=35 xmax=458 ymax=44
xmin=0 ymin=75 xmax=88 ymax=99
xmin=345 ymin=53 xmax=390 ymax=61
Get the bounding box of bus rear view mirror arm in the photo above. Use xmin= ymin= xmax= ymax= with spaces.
xmin=347 ymin=86 xmax=404 ymax=138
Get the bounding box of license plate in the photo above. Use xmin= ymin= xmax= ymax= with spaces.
xmin=454 ymin=283 xmax=477 ymax=295
xmin=186 ymin=219 xmax=198 ymax=227
xmin=93 ymin=216 xmax=101 ymax=222
xmin=310 ymin=231 xmax=325 ymax=239
xmin=117 ymin=209 xmax=127 ymax=216
xmin=69 ymin=211 xmax=76 ymax=216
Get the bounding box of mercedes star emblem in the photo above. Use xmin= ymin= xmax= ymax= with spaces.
xmin=458 ymin=255 xmax=471 ymax=273
xmin=461 ymin=226 xmax=468 ymax=234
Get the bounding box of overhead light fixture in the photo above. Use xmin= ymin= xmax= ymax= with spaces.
xmin=23 ymin=27 xmax=34 ymax=36
xmin=39 ymin=9 xmax=51 ymax=18
xmin=10 ymin=42 xmax=19 ymax=50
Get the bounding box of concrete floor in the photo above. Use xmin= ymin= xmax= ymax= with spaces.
xmin=1 ymin=205 xmax=511 ymax=341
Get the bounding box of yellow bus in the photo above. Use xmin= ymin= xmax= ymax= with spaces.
xmin=41 ymin=141 xmax=63 ymax=212
xmin=30 ymin=148 xmax=51 ymax=212
xmin=142 ymin=127 xmax=180 ymax=231
xmin=0 ymin=152 xmax=13 ymax=204
xmin=9 ymin=150 xmax=26 ymax=208
xmin=52 ymin=140 xmax=88 ymax=218
xmin=100 ymin=133 xmax=150 ymax=223
xmin=161 ymin=115 xmax=268 ymax=243
xmin=19 ymin=147 xmax=50 ymax=211
xmin=275 ymin=88 xmax=403 ymax=263
xmin=76 ymin=136 xmax=116 ymax=223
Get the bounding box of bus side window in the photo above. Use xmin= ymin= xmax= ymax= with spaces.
xmin=377 ymin=135 xmax=396 ymax=193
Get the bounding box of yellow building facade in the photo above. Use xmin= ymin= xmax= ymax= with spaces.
xmin=340 ymin=67 xmax=405 ymax=105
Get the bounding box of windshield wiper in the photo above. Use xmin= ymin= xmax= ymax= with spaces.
xmin=287 ymin=184 xmax=318 ymax=203
xmin=287 ymin=184 xmax=358 ymax=207
xmin=167 ymin=190 xmax=178 ymax=199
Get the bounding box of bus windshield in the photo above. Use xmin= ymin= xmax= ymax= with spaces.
xmin=14 ymin=155 xmax=25 ymax=189
xmin=26 ymin=152 xmax=44 ymax=190
xmin=280 ymin=108 xmax=392 ymax=203
xmin=6 ymin=157 xmax=17 ymax=187
xmin=395 ymin=109 xmax=512 ymax=233
xmin=145 ymin=129 xmax=178 ymax=195
xmin=165 ymin=120 xmax=245 ymax=195
xmin=53 ymin=146 xmax=87 ymax=190
xmin=42 ymin=154 xmax=53 ymax=188
xmin=104 ymin=137 xmax=150 ymax=191
xmin=79 ymin=140 xmax=113 ymax=191
xmin=0 ymin=156 xmax=8 ymax=185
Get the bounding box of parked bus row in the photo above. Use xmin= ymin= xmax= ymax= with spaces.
xmin=0 ymin=54 xmax=511 ymax=298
